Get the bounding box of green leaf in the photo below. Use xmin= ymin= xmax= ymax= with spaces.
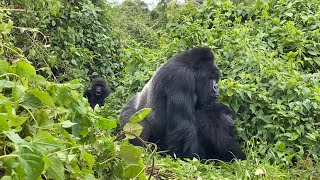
xmin=129 ymin=108 xmax=151 ymax=123
xmin=46 ymin=155 xmax=65 ymax=180
xmin=123 ymin=164 xmax=143 ymax=179
xmin=17 ymin=147 xmax=44 ymax=180
xmin=119 ymin=143 xmax=143 ymax=164
xmin=96 ymin=116 xmax=117 ymax=130
xmin=12 ymin=84 xmax=27 ymax=101
xmin=0 ymin=80 xmax=14 ymax=88
xmin=123 ymin=123 xmax=143 ymax=139
xmin=28 ymin=90 xmax=55 ymax=108
xmin=60 ymin=120 xmax=77 ymax=128
xmin=5 ymin=131 xmax=26 ymax=144
xmin=83 ymin=152 xmax=95 ymax=170
xmin=8 ymin=115 xmax=28 ymax=127
xmin=33 ymin=131 xmax=63 ymax=152
xmin=0 ymin=114 xmax=10 ymax=132
xmin=0 ymin=60 xmax=12 ymax=74
xmin=15 ymin=61 xmax=36 ymax=79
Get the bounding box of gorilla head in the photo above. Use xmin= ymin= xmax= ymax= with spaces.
xmin=120 ymin=47 xmax=221 ymax=158
xmin=84 ymin=78 xmax=112 ymax=109
xmin=197 ymin=103 xmax=246 ymax=162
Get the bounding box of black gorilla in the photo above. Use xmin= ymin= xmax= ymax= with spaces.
xmin=196 ymin=103 xmax=246 ymax=162
xmin=84 ymin=78 xmax=112 ymax=109
xmin=120 ymin=47 xmax=221 ymax=158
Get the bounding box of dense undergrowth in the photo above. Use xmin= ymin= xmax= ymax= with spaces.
xmin=0 ymin=0 xmax=319 ymax=179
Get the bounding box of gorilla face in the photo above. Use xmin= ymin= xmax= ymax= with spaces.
xmin=195 ymin=63 xmax=221 ymax=107
xmin=84 ymin=78 xmax=111 ymax=109
xmin=91 ymin=78 xmax=107 ymax=97
xmin=94 ymin=85 xmax=103 ymax=96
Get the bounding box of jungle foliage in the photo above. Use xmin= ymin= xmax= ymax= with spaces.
xmin=0 ymin=0 xmax=319 ymax=179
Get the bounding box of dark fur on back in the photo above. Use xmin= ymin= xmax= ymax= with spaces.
xmin=196 ymin=103 xmax=246 ymax=162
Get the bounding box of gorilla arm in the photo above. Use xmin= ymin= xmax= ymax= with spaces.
xmin=165 ymin=71 xmax=199 ymax=158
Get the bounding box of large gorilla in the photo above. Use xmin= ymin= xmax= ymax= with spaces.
xmin=196 ymin=103 xmax=246 ymax=162
xmin=84 ymin=78 xmax=112 ymax=109
xmin=120 ymin=47 xmax=221 ymax=158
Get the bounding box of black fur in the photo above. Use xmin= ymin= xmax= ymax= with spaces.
xmin=196 ymin=103 xmax=246 ymax=162
xmin=120 ymin=47 xmax=221 ymax=158
xmin=84 ymin=78 xmax=111 ymax=109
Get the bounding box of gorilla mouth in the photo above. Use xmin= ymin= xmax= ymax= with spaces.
xmin=210 ymin=93 xmax=219 ymax=98
xmin=95 ymin=92 xmax=101 ymax=96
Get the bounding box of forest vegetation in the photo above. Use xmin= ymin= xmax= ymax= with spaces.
xmin=0 ymin=0 xmax=319 ymax=179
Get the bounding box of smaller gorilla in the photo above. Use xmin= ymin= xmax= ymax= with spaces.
xmin=84 ymin=78 xmax=112 ymax=109
xmin=196 ymin=103 xmax=246 ymax=162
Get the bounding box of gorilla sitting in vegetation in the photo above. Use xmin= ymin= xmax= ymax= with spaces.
xmin=121 ymin=94 xmax=246 ymax=162
xmin=196 ymin=103 xmax=246 ymax=162
xmin=84 ymin=78 xmax=112 ymax=109
xmin=120 ymin=47 xmax=221 ymax=158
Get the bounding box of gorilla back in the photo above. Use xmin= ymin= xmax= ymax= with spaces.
xmin=121 ymin=47 xmax=221 ymax=158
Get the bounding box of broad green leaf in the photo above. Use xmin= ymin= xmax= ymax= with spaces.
xmin=0 ymin=60 xmax=12 ymax=74
xmin=17 ymin=147 xmax=44 ymax=180
xmin=5 ymin=131 xmax=26 ymax=144
xmin=0 ymin=80 xmax=14 ymax=88
xmin=28 ymin=90 xmax=55 ymax=108
xmin=60 ymin=120 xmax=77 ymax=128
xmin=119 ymin=144 xmax=142 ymax=164
xmin=35 ymin=109 xmax=54 ymax=127
xmin=0 ymin=114 xmax=10 ymax=132
xmin=83 ymin=152 xmax=95 ymax=170
xmin=129 ymin=108 xmax=151 ymax=123
xmin=96 ymin=116 xmax=117 ymax=130
xmin=15 ymin=61 xmax=36 ymax=79
xmin=0 ymin=176 xmax=12 ymax=180
xmin=84 ymin=174 xmax=97 ymax=180
xmin=8 ymin=115 xmax=28 ymax=127
xmin=12 ymin=84 xmax=27 ymax=101
xmin=123 ymin=123 xmax=143 ymax=139
xmin=123 ymin=164 xmax=143 ymax=179
xmin=47 ymin=155 xmax=65 ymax=180
xmin=33 ymin=131 xmax=63 ymax=152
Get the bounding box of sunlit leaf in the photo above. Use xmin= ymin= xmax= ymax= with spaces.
xmin=119 ymin=143 xmax=143 ymax=164
xmin=15 ymin=61 xmax=36 ymax=79
xmin=129 ymin=108 xmax=151 ymax=123
xmin=123 ymin=123 xmax=143 ymax=139
xmin=28 ymin=90 xmax=55 ymax=108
